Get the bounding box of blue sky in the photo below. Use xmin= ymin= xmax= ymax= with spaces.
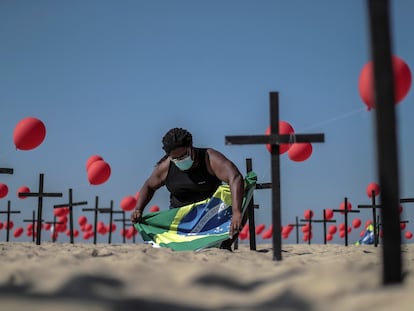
xmin=1 ymin=1 xmax=414 ymax=244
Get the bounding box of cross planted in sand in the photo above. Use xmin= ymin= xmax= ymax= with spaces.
xmin=54 ymin=188 xmax=88 ymax=244
xmin=225 ymin=92 xmax=325 ymax=261
xmin=18 ymin=173 xmax=63 ymax=245
xmin=0 ymin=200 xmax=21 ymax=242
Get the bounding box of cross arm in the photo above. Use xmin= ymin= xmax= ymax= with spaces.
xmin=19 ymin=192 xmax=63 ymax=198
xmin=54 ymin=201 xmax=88 ymax=208
xmin=0 ymin=168 xmax=13 ymax=174
xmin=225 ymin=134 xmax=325 ymax=145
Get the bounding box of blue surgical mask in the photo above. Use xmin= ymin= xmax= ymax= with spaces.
xmin=173 ymin=155 xmax=194 ymax=170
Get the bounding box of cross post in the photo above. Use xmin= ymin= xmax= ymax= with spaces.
xmin=287 ymin=216 xmax=306 ymax=244
xmin=23 ymin=210 xmax=37 ymax=243
xmin=45 ymin=216 xmax=64 ymax=242
xmin=225 ymin=91 xmax=324 ymax=260
xmin=54 ymin=188 xmax=88 ymax=244
xmin=236 ymin=158 xmax=271 ymax=251
xmin=301 ymin=210 xmax=336 ymax=245
xmin=333 ymin=197 xmax=360 ymax=246
xmin=82 ymin=196 xmax=101 ymax=244
xmin=18 ymin=173 xmax=63 ymax=245
xmin=367 ymin=0 xmax=402 ymax=284
xmin=98 ymin=200 xmax=116 ymax=244
xmin=0 ymin=200 xmax=21 ymax=242
xmin=114 ymin=210 xmax=128 ymax=244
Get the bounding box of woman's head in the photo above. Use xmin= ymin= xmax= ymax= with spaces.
xmin=162 ymin=128 xmax=193 ymax=155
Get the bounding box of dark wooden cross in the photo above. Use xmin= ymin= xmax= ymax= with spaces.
xmin=225 ymin=91 xmax=325 ymax=260
xmin=54 ymin=188 xmax=88 ymax=244
xmin=0 ymin=200 xmax=21 ymax=242
xmin=235 ymin=158 xmax=272 ymax=251
xmin=18 ymin=173 xmax=63 ymax=245
xmin=377 ymin=218 xmax=409 ymax=242
xmin=288 ymin=217 xmax=306 ymax=244
xmin=23 ymin=210 xmax=37 ymax=243
xmin=45 ymin=216 xmax=64 ymax=243
xmin=98 ymin=200 xmax=116 ymax=244
xmin=301 ymin=210 xmax=336 ymax=245
xmin=0 ymin=168 xmax=14 ymax=175
xmin=367 ymin=0 xmax=402 ymax=284
xmin=358 ymin=191 xmax=382 ymax=246
xmin=114 ymin=211 xmax=128 ymax=244
xmin=82 ymin=196 xmax=101 ymax=244
xmin=333 ymin=197 xmax=360 ymax=246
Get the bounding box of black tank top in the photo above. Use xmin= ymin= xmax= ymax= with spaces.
xmin=165 ymin=148 xmax=222 ymax=208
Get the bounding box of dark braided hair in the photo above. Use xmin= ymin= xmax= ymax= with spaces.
xmin=162 ymin=128 xmax=193 ymax=154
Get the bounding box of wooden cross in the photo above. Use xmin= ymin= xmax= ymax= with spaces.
xmin=45 ymin=216 xmax=64 ymax=243
xmin=358 ymin=191 xmax=382 ymax=247
xmin=367 ymin=0 xmax=402 ymax=284
xmin=54 ymin=188 xmax=88 ymax=244
xmin=82 ymin=196 xmax=101 ymax=245
xmin=288 ymin=217 xmax=306 ymax=244
xmin=225 ymin=91 xmax=325 ymax=260
xmin=98 ymin=200 xmax=116 ymax=244
xmin=301 ymin=210 xmax=336 ymax=245
xmin=0 ymin=200 xmax=21 ymax=242
xmin=18 ymin=173 xmax=63 ymax=245
xmin=23 ymin=210 xmax=37 ymax=243
xmin=333 ymin=197 xmax=360 ymax=246
xmin=114 ymin=211 xmax=128 ymax=244
xmin=234 ymin=158 xmax=272 ymax=251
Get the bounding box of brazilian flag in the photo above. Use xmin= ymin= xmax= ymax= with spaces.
xmin=135 ymin=172 xmax=257 ymax=251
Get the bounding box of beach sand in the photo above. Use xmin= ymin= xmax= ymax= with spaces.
xmin=0 ymin=242 xmax=413 ymax=311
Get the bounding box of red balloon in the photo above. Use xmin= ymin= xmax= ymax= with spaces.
xmin=0 ymin=183 xmax=8 ymax=198
xmin=405 ymin=231 xmax=413 ymax=239
xmin=120 ymin=195 xmax=137 ymax=211
xmin=288 ymin=143 xmax=312 ymax=162
xmin=239 ymin=230 xmax=248 ymax=240
xmin=17 ymin=186 xmax=30 ymax=199
xmin=303 ymin=209 xmax=314 ymax=220
xmin=265 ymin=121 xmax=295 ymax=154
xmin=86 ymin=155 xmax=104 ymax=171
xmin=87 ymin=160 xmax=111 ymax=185
xmin=352 ymin=218 xmax=362 ymax=229
xmin=339 ymin=201 xmax=352 ymax=215
xmin=262 ymin=225 xmax=273 ymax=239
xmin=282 ymin=224 xmax=294 ymax=235
xmin=255 ymin=223 xmax=266 ymax=235
xmin=366 ymin=182 xmax=380 ymax=198
xmin=0 ymin=222 xmax=3 ymax=230
xmin=78 ymin=215 xmax=88 ymax=226
xmin=13 ymin=117 xmax=46 ymax=150
xmin=328 ymin=225 xmax=337 ymax=235
xmin=13 ymin=227 xmax=24 ymax=238
xmin=359 ymin=55 xmax=412 ymax=110
xmin=326 ymin=234 xmax=333 ymax=241
xmin=149 ymin=205 xmax=160 ymax=212
xmin=324 ymin=208 xmax=334 ymax=220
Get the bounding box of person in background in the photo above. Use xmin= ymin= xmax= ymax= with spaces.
xmin=130 ymin=127 xmax=244 ymax=238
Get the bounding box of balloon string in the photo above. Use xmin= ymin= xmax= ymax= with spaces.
xmin=298 ymin=107 xmax=366 ymax=132
xmin=257 ymin=106 xmax=366 ymax=182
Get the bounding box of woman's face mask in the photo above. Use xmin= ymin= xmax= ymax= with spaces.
xmin=171 ymin=148 xmax=194 ymax=170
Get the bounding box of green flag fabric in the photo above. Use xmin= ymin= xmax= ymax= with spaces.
xmin=135 ymin=172 xmax=257 ymax=251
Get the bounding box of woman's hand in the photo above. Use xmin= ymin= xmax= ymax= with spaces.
xmin=130 ymin=209 xmax=143 ymax=224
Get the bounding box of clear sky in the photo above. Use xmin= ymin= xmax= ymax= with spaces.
xmin=1 ymin=0 xmax=414 ymax=244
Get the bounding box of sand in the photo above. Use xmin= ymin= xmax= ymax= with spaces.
xmin=0 ymin=242 xmax=413 ymax=311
